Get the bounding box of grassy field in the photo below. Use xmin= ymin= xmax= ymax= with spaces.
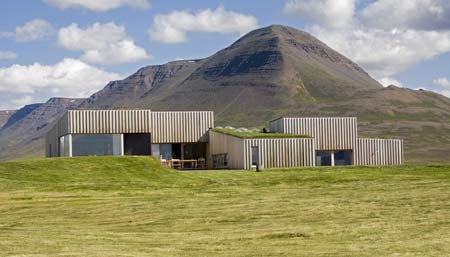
xmin=0 ymin=157 xmax=450 ymax=257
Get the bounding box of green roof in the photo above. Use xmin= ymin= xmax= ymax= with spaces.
xmin=211 ymin=128 xmax=311 ymax=139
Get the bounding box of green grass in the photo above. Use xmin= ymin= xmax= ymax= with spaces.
xmin=212 ymin=127 xmax=310 ymax=139
xmin=1 ymin=157 xmax=450 ymax=256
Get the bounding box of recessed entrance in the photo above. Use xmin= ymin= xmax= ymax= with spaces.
xmin=124 ymin=133 xmax=151 ymax=155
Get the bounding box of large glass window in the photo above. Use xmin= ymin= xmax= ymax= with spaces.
xmin=316 ymin=151 xmax=332 ymax=166
xmin=59 ymin=136 xmax=65 ymax=157
xmin=161 ymin=144 xmax=172 ymax=160
xmin=334 ymin=150 xmax=352 ymax=166
xmin=72 ymin=134 xmax=122 ymax=157
xmin=151 ymin=144 xmax=160 ymax=158
xmin=59 ymin=135 xmax=71 ymax=157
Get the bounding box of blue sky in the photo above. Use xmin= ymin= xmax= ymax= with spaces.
xmin=1 ymin=0 xmax=450 ymax=109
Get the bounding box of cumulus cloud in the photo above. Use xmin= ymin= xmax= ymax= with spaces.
xmin=378 ymin=77 xmax=404 ymax=87
xmin=15 ymin=19 xmax=55 ymax=42
xmin=283 ymin=0 xmax=356 ymax=28
xmin=0 ymin=51 xmax=17 ymax=60
xmin=0 ymin=19 xmax=55 ymax=42
xmin=149 ymin=6 xmax=258 ymax=43
xmin=44 ymin=0 xmax=150 ymax=11
xmin=58 ymin=22 xmax=150 ymax=65
xmin=0 ymin=58 xmax=122 ymax=109
xmin=361 ymin=0 xmax=450 ymax=30
xmin=309 ymin=25 xmax=450 ymax=78
xmin=281 ymin=1 xmax=450 ymax=81
xmin=433 ymin=77 xmax=450 ymax=89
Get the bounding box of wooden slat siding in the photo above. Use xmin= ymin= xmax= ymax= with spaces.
xmin=355 ymin=138 xmax=404 ymax=166
xmin=46 ymin=110 xmax=213 ymax=157
xmin=150 ymin=111 xmax=213 ymax=143
xmin=210 ymin=131 xmax=315 ymax=169
xmin=269 ymin=117 xmax=357 ymax=150
xmin=243 ymin=138 xmax=315 ymax=169
xmin=209 ymin=130 xmax=245 ymax=169
xmin=67 ymin=110 xmax=152 ymax=134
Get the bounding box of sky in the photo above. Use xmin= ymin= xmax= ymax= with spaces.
xmin=1 ymin=0 xmax=450 ymax=110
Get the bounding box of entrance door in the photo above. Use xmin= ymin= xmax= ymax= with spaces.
xmin=251 ymin=146 xmax=259 ymax=168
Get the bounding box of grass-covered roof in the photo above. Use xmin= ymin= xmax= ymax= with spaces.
xmin=211 ymin=128 xmax=310 ymax=139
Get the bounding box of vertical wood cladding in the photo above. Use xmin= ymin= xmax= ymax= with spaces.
xmin=209 ymin=131 xmax=245 ymax=169
xmin=46 ymin=110 xmax=213 ymax=157
xmin=67 ymin=110 xmax=152 ymax=134
xmin=270 ymin=117 xmax=357 ymax=150
xmin=151 ymin=111 xmax=213 ymax=143
xmin=243 ymin=138 xmax=315 ymax=169
xmin=209 ymin=131 xmax=315 ymax=169
xmin=355 ymin=138 xmax=404 ymax=166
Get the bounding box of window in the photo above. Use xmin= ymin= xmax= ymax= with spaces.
xmin=316 ymin=151 xmax=332 ymax=166
xmin=72 ymin=134 xmax=121 ymax=156
xmin=251 ymin=147 xmax=259 ymax=166
xmin=161 ymin=144 xmax=173 ymax=160
xmin=334 ymin=150 xmax=352 ymax=166
xmin=212 ymin=154 xmax=228 ymax=169
xmin=59 ymin=135 xmax=71 ymax=157
xmin=151 ymin=144 xmax=160 ymax=158
xmin=59 ymin=136 xmax=64 ymax=157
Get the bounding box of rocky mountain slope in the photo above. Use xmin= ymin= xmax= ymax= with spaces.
xmin=0 ymin=110 xmax=16 ymax=129
xmin=0 ymin=98 xmax=83 ymax=160
xmin=0 ymin=25 xmax=449 ymax=163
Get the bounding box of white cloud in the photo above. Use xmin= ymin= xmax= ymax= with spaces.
xmin=44 ymin=0 xmax=150 ymax=11
xmin=433 ymin=77 xmax=450 ymax=89
xmin=283 ymin=0 xmax=356 ymax=28
xmin=361 ymin=0 xmax=450 ymax=30
xmin=282 ymin=0 xmax=450 ymax=81
xmin=58 ymin=22 xmax=150 ymax=65
xmin=0 ymin=58 xmax=122 ymax=108
xmin=440 ymin=90 xmax=450 ymax=98
xmin=149 ymin=6 xmax=258 ymax=43
xmin=15 ymin=19 xmax=55 ymax=42
xmin=378 ymin=77 xmax=403 ymax=87
xmin=308 ymin=25 xmax=450 ymax=78
xmin=10 ymin=95 xmax=35 ymax=108
xmin=0 ymin=51 xmax=17 ymax=60
xmin=0 ymin=19 xmax=55 ymax=42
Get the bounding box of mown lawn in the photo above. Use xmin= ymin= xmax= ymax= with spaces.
xmin=0 ymin=156 xmax=449 ymax=256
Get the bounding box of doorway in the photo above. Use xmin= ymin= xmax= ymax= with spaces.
xmin=251 ymin=146 xmax=259 ymax=168
xmin=124 ymin=133 xmax=151 ymax=155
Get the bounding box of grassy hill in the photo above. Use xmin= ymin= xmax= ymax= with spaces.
xmin=1 ymin=157 xmax=450 ymax=256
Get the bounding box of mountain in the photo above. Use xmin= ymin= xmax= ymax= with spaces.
xmin=1 ymin=104 xmax=41 ymax=130
xmin=81 ymin=25 xmax=383 ymax=124
xmin=0 ymin=25 xmax=449 ymax=163
xmin=0 ymin=98 xmax=83 ymax=160
xmin=0 ymin=110 xmax=16 ymax=129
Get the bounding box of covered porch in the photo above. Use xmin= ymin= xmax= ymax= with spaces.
xmin=151 ymin=142 xmax=208 ymax=170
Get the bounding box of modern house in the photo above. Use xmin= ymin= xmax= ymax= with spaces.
xmin=46 ymin=109 xmax=404 ymax=169
xmin=46 ymin=110 xmax=213 ymax=168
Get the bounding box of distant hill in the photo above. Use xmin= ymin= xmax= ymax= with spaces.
xmin=0 ymin=98 xmax=83 ymax=160
xmin=0 ymin=25 xmax=449 ymax=163
xmin=0 ymin=110 xmax=15 ymax=129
